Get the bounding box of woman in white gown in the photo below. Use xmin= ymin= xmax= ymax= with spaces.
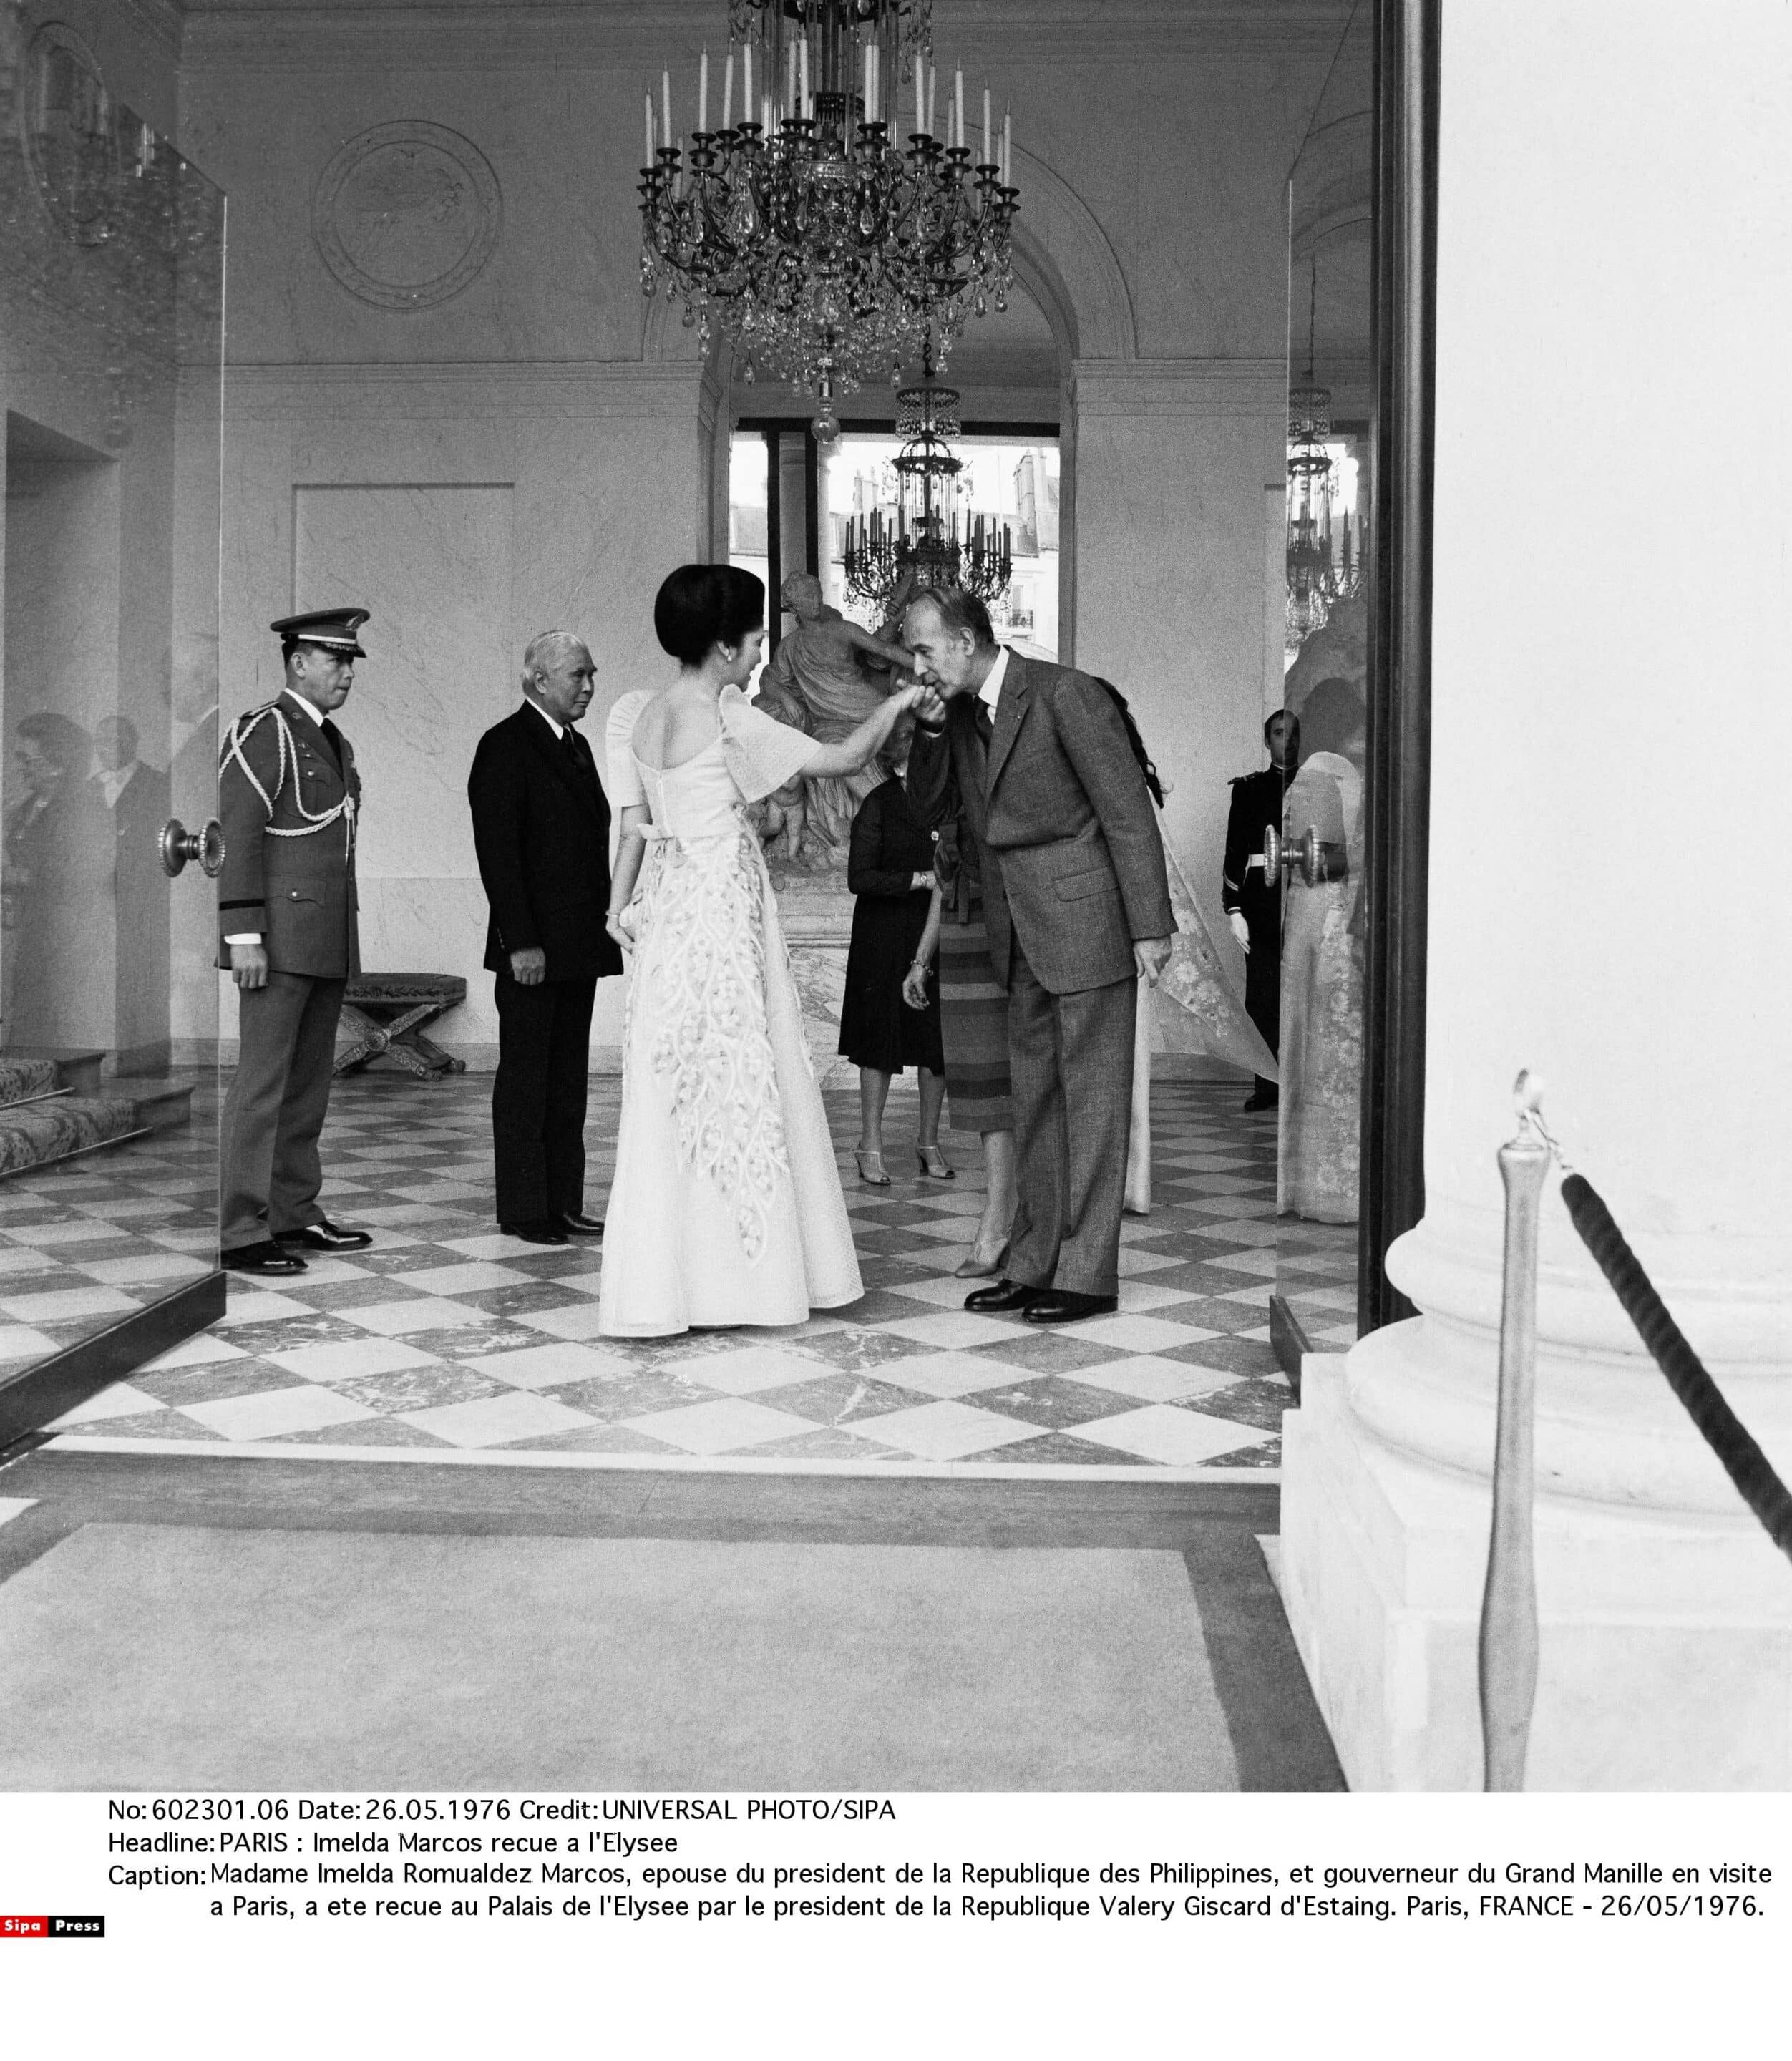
xmin=599 ymin=565 xmax=927 ymax=1338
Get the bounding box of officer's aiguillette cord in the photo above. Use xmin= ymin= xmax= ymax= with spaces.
xmin=1521 ymin=1089 xmax=1792 ymax=1564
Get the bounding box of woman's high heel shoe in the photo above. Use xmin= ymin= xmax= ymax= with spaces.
xmin=854 ymin=1148 xmax=892 ymax=1188
xmin=954 ymin=1237 xmax=1009 ymax=1280
xmin=916 ymin=1144 xmax=955 ymax=1179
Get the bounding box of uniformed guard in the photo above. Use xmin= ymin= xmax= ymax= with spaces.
xmin=1222 ymin=708 xmax=1299 ymax=1113
xmin=216 ymin=608 xmax=376 ymax=1272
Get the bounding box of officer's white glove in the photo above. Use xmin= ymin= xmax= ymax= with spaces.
xmin=1227 ymin=911 xmax=1250 ymax=953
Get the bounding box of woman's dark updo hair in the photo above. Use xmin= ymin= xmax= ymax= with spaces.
xmin=654 ymin=564 xmax=766 ymax=666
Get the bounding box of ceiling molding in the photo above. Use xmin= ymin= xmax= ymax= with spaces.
xmin=180 ymin=1 xmax=1355 ymax=72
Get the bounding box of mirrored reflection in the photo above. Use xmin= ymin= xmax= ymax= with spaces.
xmin=0 ymin=1 xmax=223 ymax=1381
xmin=1275 ymin=6 xmax=1373 ymax=1358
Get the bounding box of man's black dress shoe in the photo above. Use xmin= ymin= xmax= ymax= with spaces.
xmin=276 ymin=1217 xmax=373 ymax=1252
xmin=963 ymin=1277 xmax=1043 ymax=1313
xmin=1242 ymin=1090 xmax=1279 ymax=1112
xmin=500 ymin=1219 xmax=569 ymax=1246
xmin=557 ymin=1212 xmax=605 ymax=1237
xmin=222 ymin=1239 xmax=308 ymax=1275
xmin=1022 ymin=1290 xmax=1119 ymax=1325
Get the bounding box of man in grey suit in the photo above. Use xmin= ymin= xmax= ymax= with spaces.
xmin=216 ymin=608 xmax=375 ymax=1274
xmin=905 ymin=588 xmax=1174 ymax=1323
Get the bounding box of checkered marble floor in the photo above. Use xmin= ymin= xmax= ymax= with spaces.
xmin=43 ymin=1073 xmax=1350 ymax=1478
xmin=0 ymin=1088 xmax=218 ymax=1385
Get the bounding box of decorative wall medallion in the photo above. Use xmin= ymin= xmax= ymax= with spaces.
xmin=17 ymin=21 xmax=117 ymax=247
xmin=311 ymin=121 xmax=500 ymax=311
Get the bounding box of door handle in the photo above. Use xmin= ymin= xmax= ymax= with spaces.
xmin=1263 ymin=823 xmax=1345 ymax=887
xmin=160 ymin=817 xmax=225 ymax=879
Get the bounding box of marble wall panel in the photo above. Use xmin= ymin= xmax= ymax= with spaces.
xmin=1072 ymin=364 xmax=1287 ymax=965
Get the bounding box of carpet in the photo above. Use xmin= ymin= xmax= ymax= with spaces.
xmin=0 ymin=1524 xmax=1240 ymax=1790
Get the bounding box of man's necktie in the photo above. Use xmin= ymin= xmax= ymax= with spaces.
xmin=973 ymin=700 xmax=995 ymax=751
xmin=561 ymin=727 xmax=592 ymax=783
xmin=318 ymin=717 xmax=345 ymax=771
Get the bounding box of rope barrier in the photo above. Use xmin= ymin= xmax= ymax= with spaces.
xmin=1557 ymin=1170 xmax=1792 ymax=1564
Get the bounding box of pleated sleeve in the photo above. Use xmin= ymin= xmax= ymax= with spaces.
xmin=604 ymin=691 xmax=652 ymax=810
xmin=718 ymin=684 xmax=821 ymax=803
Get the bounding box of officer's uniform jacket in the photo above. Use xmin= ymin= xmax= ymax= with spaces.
xmin=1222 ymin=765 xmax=1285 ymax=934
xmin=215 ymin=688 xmax=361 ymax=978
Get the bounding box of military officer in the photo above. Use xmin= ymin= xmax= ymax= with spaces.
xmin=1222 ymin=708 xmax=1298 ymax=1112
xmin=216 ymin=607 xmax=375 ymax=1272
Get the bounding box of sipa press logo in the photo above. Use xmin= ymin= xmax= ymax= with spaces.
xmin=1 ymin=1914 xmax=106 ymax=1938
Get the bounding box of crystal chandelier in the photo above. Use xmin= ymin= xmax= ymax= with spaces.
xmin=639 ymin=0 xmax=1020 ymax=439
xmin=840 ymin=354 xmax=1012 ymax=605
xmin=1285 ymin=260 xmax=1363 ymax=649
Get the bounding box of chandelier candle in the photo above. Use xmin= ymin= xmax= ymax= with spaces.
xmin=641 ymin=0 xmax=1018 ymax=400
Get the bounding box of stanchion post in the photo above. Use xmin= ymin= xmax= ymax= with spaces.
xmin=1479 ymin=1125 xmax=1551 ymax=1790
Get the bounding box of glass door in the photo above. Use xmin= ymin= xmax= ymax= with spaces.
xmin=0 ymin=5 xmax=225 ymax=1436
xmin=1272 ymin=6 xmax=1375 ymax=1373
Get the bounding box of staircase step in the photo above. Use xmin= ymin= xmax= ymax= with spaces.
xmin=114 ymin=1081 xmax=194 ymax=1133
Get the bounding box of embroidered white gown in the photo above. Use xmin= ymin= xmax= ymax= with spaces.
xmin=598 ymin=685 xmax=864 ymax=1337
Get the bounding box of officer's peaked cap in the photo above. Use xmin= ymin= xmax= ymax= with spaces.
xmin=271 ymin=608 xmax=369 ymax=658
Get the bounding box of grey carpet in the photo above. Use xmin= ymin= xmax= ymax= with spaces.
xmin=0 ymin=1524 xmax=1239 ymax=1790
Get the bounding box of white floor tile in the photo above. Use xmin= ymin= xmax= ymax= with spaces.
xmin=467 ymin=1341 xmax=640 ymax=1390
xmin=615 ymin=1397 xmax=816 ymax=1456
xmin=683 ymin=1345 xmax=835 ymax=1395
xmin=1115 ymin=1282 xmax=1204 ymax=1315
xmin=388 ymin=1260 xmax=537 ymax=1295
xmin=0 ymin=1249 xmax=55 ymax=1276
xmin=215 ymin=1291 xmax=315 ymax=1326
xmin=75 ymin=1254 xmax=210 ymax=1288
xmin=47 ymin=1381 xmax=168 ymax=1427
xmin=181 ymin=1385 xmax=380 ymax=1441
xmin=397 ymin=1390 xmax=595 ymax=1448
xmin=0 ymin=1324 xmax=59 ymax=1361
xmin=11 ymin=1219 xmax=130 ymax=1247
xmin=1074 ymin=1404 xmax=1275 ymax=1466
xmin=860 ymin=1351 xmax=1023 ymax=1400
xmin=0 ymin=1285 xmax=140 ymax=1323
xmin=853 ymin=1399 xmax=1040 ymax=1461
xmin=1063 ymin=1312 xmax=1220 ymax=1352
xmin=1064 ymin=1356 xmax=1242 ymax=1406
xmin=269 ymin=1337 xmax=442 ymax=1383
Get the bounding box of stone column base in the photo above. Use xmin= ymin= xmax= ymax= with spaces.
xmin=1280 ymin=1345 xmax=1792 ymax=1791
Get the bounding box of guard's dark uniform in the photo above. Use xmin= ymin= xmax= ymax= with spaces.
xmin=217 ymin=614 xmax=366 ymax=1255
xmin=1222 ymin=766 xmax=1285 ymax=1106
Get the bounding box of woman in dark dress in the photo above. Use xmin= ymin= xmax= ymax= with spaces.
xmin=839 ymin=729 xmax=949 ymax=1185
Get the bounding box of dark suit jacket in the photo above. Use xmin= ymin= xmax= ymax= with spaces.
xmin=467 ymin=703 xmax=622 ymax=983
xmin=908 ymin=653 xmax=1174 ymax=995
xmin=215 ymin=691 xmax=362 ymax=978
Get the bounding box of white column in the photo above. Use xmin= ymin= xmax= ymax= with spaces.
xmin=1280 ymin=1 xmax=1792 ymax=1788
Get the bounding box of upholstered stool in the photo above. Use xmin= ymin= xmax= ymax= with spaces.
xmin=335 ymin=974 xmax=468 ymax=1079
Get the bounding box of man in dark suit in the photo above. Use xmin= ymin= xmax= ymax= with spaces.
xmin=467 ymin=632 xmax=622 ymax=1247
xmin=1222 ymin=708 xmax=1297 ymax=1112
xmin=904 ymin=588 xmax=1174 ymax=1325
xmin=217 ymin=608 xmax=375 ymax=1274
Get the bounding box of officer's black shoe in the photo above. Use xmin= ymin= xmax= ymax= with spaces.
xmin=963 ymin=1277 xmax=1043 ymax=1313
xmin=557 ymin=1212 xmax=605 ymax=1237
xmin=222 ymin=1239 xmax=308 ymax=1275
xmin=501 ymin=1219 xmax=570 ymax=1246
xmin=276 ymin=1217 xmax=373 ymax=1251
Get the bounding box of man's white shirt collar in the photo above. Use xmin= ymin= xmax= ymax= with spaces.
xmin=281 ymin=686 xmax=326 ymax=729
xmin=977 ymin=645 xmax=1011 ymax=718
xmin=525 ymin=696 xmax=565 ymax=741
